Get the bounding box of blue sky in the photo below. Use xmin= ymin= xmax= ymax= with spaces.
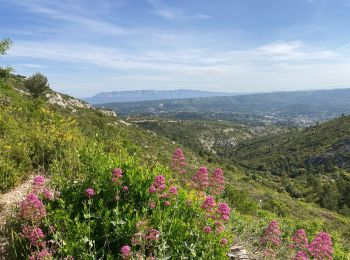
xmin=1 ymin=0 xmax=350 ymax=97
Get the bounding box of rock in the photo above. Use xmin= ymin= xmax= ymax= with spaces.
xmin=228 ymin=245 xmax=251 ymax=260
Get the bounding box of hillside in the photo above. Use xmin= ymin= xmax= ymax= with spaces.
xmin=131 ymin=117 xmax=285 ymax=159
xmin=234 ymin=115 xmax=350 ymax=173
xmin=85 ymin=89 xmax=234 ymax=104
xmin=100 ymin=88 xmax=350 ymax=126
xmin=0 ymin=74 xmax=350 ymax=258
xmin=232 ymin=115 xmax=350 ymax=215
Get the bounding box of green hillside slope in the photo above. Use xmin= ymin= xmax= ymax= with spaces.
xmin=233 ymin=116 xmax=350 ymax=215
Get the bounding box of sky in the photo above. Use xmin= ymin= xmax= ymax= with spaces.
xmin=1 ymin=0 xmax=350 ymax=98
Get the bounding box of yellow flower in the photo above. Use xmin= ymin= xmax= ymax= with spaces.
xmin=4 ymin=145 xmax=11 ymax=149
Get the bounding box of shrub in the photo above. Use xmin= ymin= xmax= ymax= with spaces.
xmin=24 ymin=73 xmax=50 ymax=98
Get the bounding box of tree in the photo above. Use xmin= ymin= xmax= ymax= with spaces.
xmin=0 ymin=38 xmax=13 ymax=79
xmin=25 ymin=73 xmax=50 ymax=98
xmin=319 ymin=183 xmax=339 ymax=211
xmin=0 ymin=38 xmax=12 ymax=55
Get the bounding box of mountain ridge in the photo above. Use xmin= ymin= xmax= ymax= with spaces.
xmin=84 ymin=89 xmax=236 ymax=104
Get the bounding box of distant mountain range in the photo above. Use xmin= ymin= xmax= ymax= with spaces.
xmin=98 ymin=88 xmax=350 ymax=126
xmin=84 ymin=89 xmax=235 ymax=104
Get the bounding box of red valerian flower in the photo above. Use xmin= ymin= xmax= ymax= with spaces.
xmin=85 ymin=188 xmax=95 ymax=198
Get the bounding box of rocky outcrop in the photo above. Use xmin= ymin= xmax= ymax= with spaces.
xmin=228 ymin=245 xmax=251 ymax=259
xmin=45 ymin=92 xmax=117 ymax=117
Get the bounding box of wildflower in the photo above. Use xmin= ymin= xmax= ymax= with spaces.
xmin=149 ymin=201 xmax=156 ymax=209
xmin=32 ymin=175 xmax=46 ymax=194
xmin=291 ymin=229 xmax=308 ymax=251
xmin=158 ymin=184 xmax=166 ymax=191
xmin=29 ymin=249 xmax=52 ymax=260
xmin=149 ymin=175 xmax=167 ymax=194
xmin=220 ymin=238 xmax=228 ymax=246
xmin=33 ymin=175 xmax=45 ymax=186
xmin=203 ymin=226 xmax=212 ymax=234
xmin=171 ymin=148 xmax=186 ymax=174
xmin=163 ymin=201 xmax=171 ymax=206
xmin=146 ymin=229 xmax=160 ymax=241
xmin=149 ymin=186 xmax=157 ymax=193
xmin=19 ymin=193 xmax=46 ymax=222
xmin=216 ymin=203 xmax=231 ymax=221
xmin=43 ymin=188 xmax=53 ymax=200
xmin=154 ymin=175 xmax=165 ymax=186
xmin=168 ymin=186 xmax=178 ymax=195
xmin=292 ymin=251 xmax=310 ymax=260
xmin=192 ymin=166 xmax=209 ymax=190
xmin=112 ymin=168 xmax=123 ymax=183
xmin=21 ymin=226 xmax=45 ymax=247
xmin=201 ymin=196 xmax=216 ymax=210
xmin=308 ymin=232 xmax=333 ymax=260
xmin=260 ymin=220 xmax=281 ymax=247
xmin=122 ymin=186 xmax=129 ymax=191
xmin=85 ymin=188 xmax=95 ymax=198
xmin=120 ymin=245 xmax=131 ymax=259
xmin=209 ymin=168 xmax=225 ymax=195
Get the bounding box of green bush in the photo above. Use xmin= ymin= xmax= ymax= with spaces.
xmin=24 ymin=73 xmax=50 ymax=98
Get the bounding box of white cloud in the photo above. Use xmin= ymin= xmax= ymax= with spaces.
xmin=259 ymin=41 xmax=303 ymax=55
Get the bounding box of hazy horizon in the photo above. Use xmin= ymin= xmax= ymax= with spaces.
xmin=2 ymin=0 xmax=350 ymax=98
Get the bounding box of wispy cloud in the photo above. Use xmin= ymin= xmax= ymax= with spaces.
xmin=147 ymin=0 xmax=211 ymax=21
xmin=5 ymin=0 xmax=133 ymax=36
xmin=7 ymin=40 xmax=346 ymax=73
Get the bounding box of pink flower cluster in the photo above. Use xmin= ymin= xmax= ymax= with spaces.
xmin=171 ymin=148 xmax=186 ymax=175
xmin=289 ymin=230 xmax=333 ymax=260
xmin=32 ymin=175 xmax=53 ymax=201
xmin=21 ymin=226 xmax=45 ymax=247
xmin=112 ymin=168 xmax=129 ymax=192
xmin=201 ymin=196 xmax=231 ymax=237
xmin=131 ymin=221 xmax=160 ymax=253
xmin=220 ymin=238 xmax=228 ymax=246
xmin=192 ymin=166 xmax=209 ymax=190
xmin=149 ymin=175 xmax=166 ymax=193
xmin=201 ymin=196 xmax=216 ymax=210
xmin=217 ymin=203 xmax=231 ymax=222
xmin=291 ymin=229 xmax=308 ymax=251
xmin=168 ymin=186 xmax=178 ymax=195
xmin=203 ymin=226 xmax=212 ymax=233
xmin=292 ymin=251 xmax=309 ymax=260
xmin=209 ymin=168 xmax=225 ymax=195
xmin=85 ymin=188 xmax=95 ymax=198
xmin=149 ymin=175 xmax=178 ymax=208
xmin=308 ymin=232 xmax=333 ymax=260
xmin=29 ymin=249 xmax=52 ymax=260
xmin=33 ymin=175 xmax=45 ymax=186
xmin=112 ymin=168 xmax=123 ymax=183
xmin=120 ymin=245 xmax=131 ymax=259
xmin=21 ymin=225 xmax=53 ymax=259
xmin=260 ymin=220 xmax=281 ymax=247
xmin=19 ymin=193 xmax=47 ymax=222
xmin=145 ymin=229 xmax=160 ymax=241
